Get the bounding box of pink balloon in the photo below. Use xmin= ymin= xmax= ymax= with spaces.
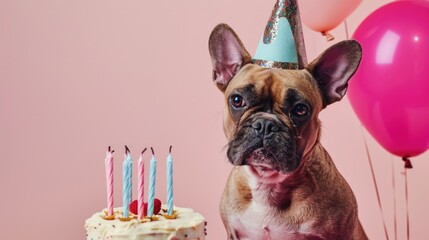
xmin=299 ymin=0 xmax=362 ymax=33
xmin=348 ymin=0 xmax=429 ymax=158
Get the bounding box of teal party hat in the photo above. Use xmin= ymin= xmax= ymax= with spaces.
xmin=253 ymin=0 xmax=307 ymax=69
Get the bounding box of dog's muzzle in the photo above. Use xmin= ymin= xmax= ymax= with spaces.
xmin=227 ymin=114 xmax=300 ymax=174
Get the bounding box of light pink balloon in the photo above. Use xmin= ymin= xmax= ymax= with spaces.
xmin=299 ymin=0 xmax=362 ymax=33
xmin=348 ymin=0 xmax=429 ymax=158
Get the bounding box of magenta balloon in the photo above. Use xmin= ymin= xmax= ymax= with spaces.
xmin=349 ymin=0 xmax=429 ymax=158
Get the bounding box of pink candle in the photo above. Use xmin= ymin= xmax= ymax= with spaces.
xmin=105 ymin=146 xmax=114 ymax=216
xmin=137 ymin=148 xmax=147 ymax=220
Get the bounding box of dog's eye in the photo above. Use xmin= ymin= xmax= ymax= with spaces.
xmin=230 ymin=94 xmax=246 ymax=109
xmin=292 ymin=103 xmax=309 ymax=117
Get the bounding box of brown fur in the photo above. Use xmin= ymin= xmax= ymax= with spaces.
xmin=209 ymin=24 xmax=367 ymax=240
xmin=220 ymin=65 xmax=367 ymax=240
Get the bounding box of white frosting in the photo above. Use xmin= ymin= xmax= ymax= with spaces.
xmin=85 ymin=206 xmax=206 ymax=240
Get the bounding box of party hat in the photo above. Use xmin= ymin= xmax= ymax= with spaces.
xmin=253 ymin=0 xmax=307 ymax=69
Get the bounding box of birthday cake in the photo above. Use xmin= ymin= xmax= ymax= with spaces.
xmin=85 ymin=146 xmax=206 ymax=240
xmin=85 ymin=205 xmax=206 ymax=240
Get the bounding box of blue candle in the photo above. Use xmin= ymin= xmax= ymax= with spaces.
xmin=147 ymin=148 xmax=157 ymax=217
xmin=126 ymin=152 xmax=133 ymax=204
xmin=122 ymin=146 xmax=132 ymax=218
xmin=166 ymin=146 xmax=174 ymax=215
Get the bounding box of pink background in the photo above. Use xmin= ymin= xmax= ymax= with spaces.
xmin=1 ymin=0 xmax=428 ymax=239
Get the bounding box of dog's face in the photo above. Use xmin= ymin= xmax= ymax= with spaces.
xmin=209 ymin=24 xmax=362 ymax=181
xmin=223 ymin=65 xmax=323 ymax=177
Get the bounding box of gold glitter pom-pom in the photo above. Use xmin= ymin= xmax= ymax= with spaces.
xmin=147 ymin=216 xmax=159 ymax=221
xmin=164 ymin=213 xmax=178 ymax=219
xmin=103 ymin=215 xmax=115 ymax=220
xmin=119 ymin=217 xmax=132 ymax=222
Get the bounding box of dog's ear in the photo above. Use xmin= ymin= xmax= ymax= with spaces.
xmin=209 ymin=24 xmax=252 ymax=92
xmin=306 ymin=40 xmax=362 ymax=107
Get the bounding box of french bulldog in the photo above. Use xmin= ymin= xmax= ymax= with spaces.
xmin=209 ymin=24 xmax=368 ymax=240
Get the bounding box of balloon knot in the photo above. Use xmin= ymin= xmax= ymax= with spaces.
xmin=321 ymin=31 xmax=335 ymax=41
xmin=402 ymin=157 xmax=413 ymax=169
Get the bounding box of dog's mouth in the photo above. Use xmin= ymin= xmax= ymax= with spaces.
xmin=246 ymin=148 xmax=281 ymax=178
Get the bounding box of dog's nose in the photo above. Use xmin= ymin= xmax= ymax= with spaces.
xmin=252 ymin=119 xmax=279 ymax=138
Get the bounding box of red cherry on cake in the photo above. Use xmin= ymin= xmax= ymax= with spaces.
xmin=143 ymin=198 xmax=162 ymax=215
xmin=129 ymin=200 xmax=138 ymax=215
xmin=129 ymin=198 xmax=162 ymax=216
xmin=143 ymin=202 xmax=148 ymax=215
xmin=154 ymin=198 xmax=162 ymax=214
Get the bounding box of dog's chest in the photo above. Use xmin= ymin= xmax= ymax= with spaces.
xmin=227 ymin=200 xmax=320 ymax=240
